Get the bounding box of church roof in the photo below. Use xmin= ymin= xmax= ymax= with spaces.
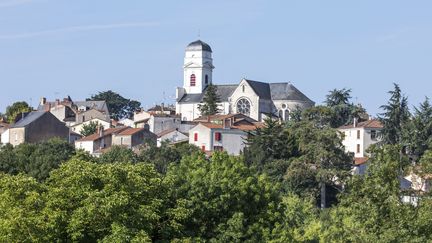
xmin=177 ymin=84 xmax=237 ymax=104
xmin=177 ymin=81 xmax=314 ymax=104
xmin=186 ymin=40 xmax=212 ymax=52
xmin=269 ymin=82 xmax=314 ymax=103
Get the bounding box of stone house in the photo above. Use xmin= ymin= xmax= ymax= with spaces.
xmin=7 ymin=111 xmax=69 ymax=146
xmin=112 ymin=127 xmax=157 ymax=149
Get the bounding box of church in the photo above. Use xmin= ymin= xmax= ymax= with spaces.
xmin=176 ymin=40 xmax=315 ymax=121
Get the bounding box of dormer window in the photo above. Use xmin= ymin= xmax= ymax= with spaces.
xmin=190 ymin=74 xmax=196 ymax=86
xmin=205 ymin=75 xmax=209 ymax=85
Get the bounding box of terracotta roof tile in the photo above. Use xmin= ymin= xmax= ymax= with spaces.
xmin=77 ymin=127 xmax=127 ymax=142
xmin=117 ymin=128 xmax=145 ymax=136
xmin=339 ymin=119 xmax=383 ymax=129
xmin=354 ymin=157 xmax=369 ymax=165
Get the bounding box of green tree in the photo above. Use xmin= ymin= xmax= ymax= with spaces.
xmin=5 ymin=101 xmax=31 ymax=123
xmin=88 ymin=90 xmax=141 ymax=120
xmin=80 ymin=120 xmax=100 ymax=137
xmin=409 ymin=97 xmax=432 ymax=158
xmin=379 ymin=83 xmax=411 ymax=145
xmin=198 ymin=83 xmax=220 ymax=116
xmin=99 ymin=145 xmax=138 ymax=163
xmin=0 ymin=138 xmax=75 ymax=181
xmin=162 ymin=152 xmax=282 ymax=241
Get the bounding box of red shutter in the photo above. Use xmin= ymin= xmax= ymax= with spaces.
xmin=201 ymin=145 xmax=205 ymax=151
xmin=194 ymin=133 xmax=198 ymax=141
xmin=190 ymin=74 xmax=196 ymax=86
xmin=215 ymin=132 xmax=221 ymax=141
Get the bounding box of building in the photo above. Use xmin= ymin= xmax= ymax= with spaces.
xmin=38 ymin=97 xmax=110 ymax=127
xmin=75 ymin=127 xmax=128 ymax=156
xmin=176 ymin=40 xmax=315 ymax=122
xmin=112 ymin=127 xmax=157 ymax=149
xmin=338 ymin=119 xmax=383 ymax=174
xmin=70 ymin=117 xmax=111 ymax=135
xmin=0 ymin=120 xmax=10 ymax=145
xmin=6 ymin=111 xmax=69 ymax=146
xmin=157 ymin=128 xmax=189 ymax=147
xmin=134 ymin=110 xmax=181 ymax=135
xmin=189 ymin=114 xmax=262 ymax=155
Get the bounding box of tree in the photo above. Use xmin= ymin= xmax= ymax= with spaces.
xmin=198 ymin=83 xmax=220 ymax=116
xmin=98 ymin=145 xmax=138 ymax=163
xmin=79 ymin=120 xmax=100 ymax=137
xmin=0 ymin=138 xmax=75 ymax=181
xmin=325 ymin=88 xmax=352 ymax=107
xmin=409 ymin=97 xmax=432 ymax=158
xmin=88 ymin=90 xmax=141 ymax=120
xmin=379 ymin=83 xmax=411 ymax=145
xmin=5 ymin=101 xmax=31 ymax=123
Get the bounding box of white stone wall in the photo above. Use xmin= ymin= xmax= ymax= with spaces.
xmin=183 ymin=50 xmax=213 ymax=94
xmin=229 ymin=80 xmax=260 ymax=121
xmin=1 ymin=129 xmax=9 ymax=144
xmin=273 ymin=100 xmax=313 ymax=121
xmin=189 ymin=124 xmax=211 ymax=151
xmin=71 ymin=119 xmax=111 ymax=135
xmin=340 ymin=127 xmax=382 ymax=158
xmin=75 ymin=140 xmax=95 ymax=154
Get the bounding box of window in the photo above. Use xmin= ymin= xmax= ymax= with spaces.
xmin=194 ymin=133 xmax=198 ymax=141
xmin=214 ymin=146 xmax=223 ymax=151
xmin=215 ymin=132 xmax=222 ymax=141
xmin=205 ymin=75 xmax=209 ymax=84
xmin=357 ymin=130 xmax=361 ymax=139
xmin=357 ymin=144 xmax=361 ymax=153
xmin=371 ymin=130 xmax=377 ymax=140
xmin=236 ymin=98 xmax=251 ymax=116
xmin=120 ymin=137 xmax=123 ymax=145
xmin=190 ymin=74 xmax=196 ymax=86
xmin=201 ymin=145 xmax=206 ymax=151
xmin=242 ymin=85 xmax=245 ymax=93
xmin=82 ymin=116 xmax=85 ymax=123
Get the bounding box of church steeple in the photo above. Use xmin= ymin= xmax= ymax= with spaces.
xmin=183 ymin=40 xmax=214 ymax=94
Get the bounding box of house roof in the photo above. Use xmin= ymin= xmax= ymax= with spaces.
xmin=339 ymin=119 xmax=383 ymax=129
xmin=200 ymin=122 xmax=261 ymax=131
xmin=11 ymin=111 xmax=46 ymax=128
xmin=117 ymin=128 xmax=145 ymax=136
xmin=77 ymin=127 xmax=127 ymax=142
xmin=177 ymin=80 xmax=314 ymax=104
xmin=156 ymin=128 xmax=187 ymax=138
xmin=354 ymin=157 xmax=369 ymax=165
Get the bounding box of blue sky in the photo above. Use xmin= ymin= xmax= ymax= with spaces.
xmin=0 ymin=0 xmax=431 ymax=116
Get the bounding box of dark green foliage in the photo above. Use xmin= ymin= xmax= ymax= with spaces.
xmin=5 ymin=101 xmax=32 ymax=123
xmin=79 ymin=120 xmax=99 ymax=137
xmin=0 ymin=138 xmax=75 ymax=181
xmin=139 ymin=141 xmax=200 ymax=174
xmin=379 ymin=83 xmax=410 ymax=145
xmin=88 ymin=90 xmax=141 ymax=120
xmin=98 ymin=145 xmax=139 ymax=163
xmin=198 ymin=83 xmax=221 ymax=116
xmin=408 ymin=97 xmax=432 ymax=158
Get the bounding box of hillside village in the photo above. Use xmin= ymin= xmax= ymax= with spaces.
xmin=1 ymin=39 xmax=432 ymax=241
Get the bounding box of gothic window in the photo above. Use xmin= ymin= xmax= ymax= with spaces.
xmin=284 ymin=109 xmax=290 ymax=121
xmin=190 ymin=74 xmax=196 ymax=86
xmin=205 ymin=75 xmax=209 ymax=85
xmin=236 ymin=98 xmax=251 ymax=116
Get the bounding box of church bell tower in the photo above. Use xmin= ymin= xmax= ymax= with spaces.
xmin=183 ymin=40 xmax=214 ymax=94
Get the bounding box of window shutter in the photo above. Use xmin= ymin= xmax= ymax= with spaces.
xmin=194 ymin=133 xmax=198 ymax=141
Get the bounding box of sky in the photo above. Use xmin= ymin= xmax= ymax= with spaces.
xmin=0 ymin=0 xmax=431 ymax=116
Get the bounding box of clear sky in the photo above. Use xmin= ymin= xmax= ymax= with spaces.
xmin=0 ymin=0 xmax=431 ymax=116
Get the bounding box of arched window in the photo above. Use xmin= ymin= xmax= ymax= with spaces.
xmin=205 ymin=75 xmax=209 ymax=84
xmin=242 ymin=85 xmax=245 ymax=93
xmin=236 ymin=98 xmax=251 ymax=116
xmin=190 ymin=74 xmax=196 ymax=86
xmin=284 ymin=109 xmax=290 ymax=121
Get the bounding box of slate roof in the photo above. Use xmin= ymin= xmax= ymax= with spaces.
xmin=74 ymin=101 xmax=107 ymax=111
xmin=269 ymin=83 xmax=314 ymax=103
xmin=11 ymin=111 xmax=46 ymax=128
xmin=177 ymin=80 xmax=314 ymax=104
xmin=178 ymin=84 xmax=237 ymax=104
xmin=186 ymin=40 xmax=212 ymax=52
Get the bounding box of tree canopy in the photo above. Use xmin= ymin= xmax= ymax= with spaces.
xmin=5 ymin=101 xmax=32 ymax=123
xmin=198 ymin=83 xmax=221 ymax=116
xmin=88 ymin=90 xmax=141 ymax=120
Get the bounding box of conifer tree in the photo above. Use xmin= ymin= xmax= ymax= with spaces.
xmin=198 ymin=83 xmax=220 ymax=116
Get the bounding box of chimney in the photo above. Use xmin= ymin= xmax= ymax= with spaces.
xmin=223 ymin=118 xmax=231 ymax=129
xmin=40 ymin=97 xmax=46 ymax=105
xmin=353 ymin=117 xmax=358 ymax=128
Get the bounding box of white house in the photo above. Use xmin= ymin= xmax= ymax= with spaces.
xmin=176 ymin=40 xmax=315 ymax=122
xmin=75 ymin=127 xmax=128 ymax=156
xmin=157 ymin=128 xmax=189 ymax=147
xmin=134 ymin=110 xmax=181 ymax=135
xmin=338 ymin=119 xmax=383 ymax=174
xmin=70 ymin=118 xmax=111 ymax=135
xmin=189 ymin=114 xmax=262 ymax=155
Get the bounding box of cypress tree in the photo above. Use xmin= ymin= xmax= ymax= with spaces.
xmin=198 ymin=83 xmax=221 ymax=116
